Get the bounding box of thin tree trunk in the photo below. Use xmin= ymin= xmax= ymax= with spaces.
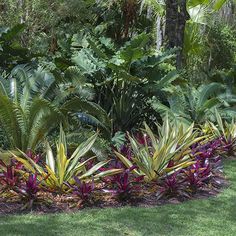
xmin=156 ymin=16 xmax=163 ymax=50
xmin=165 ymin=0 xmax=190 ymax=68
xmin=165 ymin=0 xmax=178 ymax=48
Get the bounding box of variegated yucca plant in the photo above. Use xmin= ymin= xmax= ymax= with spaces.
xmin=115 ymin=117 xmax=205 ymax=182
xmin=11 ymin=127 xmax=122 ymax=191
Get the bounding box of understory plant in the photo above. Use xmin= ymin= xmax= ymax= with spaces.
xmin=12 ymin=127 xmax=122 ymax=191
xmin=0 ymin=122 xmax=228 ymax=208
xmin=14 ymin=173 xmax=46 ymax=209
xmin=206 ymin=110 xmax=236 ymax=156
xmin=153 ymin=82 xmax=233 ymax=125
xmin=190 ymin=138 xmax=224 ymax=187
xmin=0 ymin=159 xmax=20 ymax=190
xmin=0 ymin=158 xmax=48 ymax=209
xmin=66 ymin=176 xmax=95 ymax=204
xmin=0 ymin=64 xmax=111 ymax=152
xmin=70 ymin=33 xmax=178 ymax=132
xmin=103 ymin=163 xmax=144 ymax=201
xmin=184 ymin=160 xmax=211 ymax=192
xmin=156 ymin=137 xmax=224 ymax=200
xmin=156 ymin=172 xmax=190 ymax=200
xmin=115 ymin=118 xmax=203 ymax=182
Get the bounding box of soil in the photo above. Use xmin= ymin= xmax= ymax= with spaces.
xmin=0 ymin=176 xmax=229 ymax=216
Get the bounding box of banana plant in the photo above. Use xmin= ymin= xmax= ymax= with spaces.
xmin=11 ymin=127 xmax=122 ymax=191
xmin=115 ymin=117 xmax=205 ymax=182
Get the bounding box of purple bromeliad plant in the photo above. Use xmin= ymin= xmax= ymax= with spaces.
xmin=184 ymin=160 xmax=211 ymax=192
xmin=25 ymin=150 xmax=42 ymax=164
xmin=14 ymin=173 xmax=48 ymax=209
xmin=156 ymin=137 xmax=226 ymax=200
xmin=102 ymin=162 xmax=144 ymax=201
xmin=184 ymin=138 xmax=225 ymax=192
xmin=191 ymin=139 xmax=223 ymax=171
xmin=0 ymin=160 xmax=20 ymax=189
xmin=66 ymin=176 xmax=95 ymax=203
xmin=0 ymin=156 xmax=49 ymax=209
xmin=156 ymin=172 xmax=190 ymax=200
xmin=18 ymin=174 xmax=40 ymax=200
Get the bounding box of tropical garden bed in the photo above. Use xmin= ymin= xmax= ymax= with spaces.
xmin=0 ymin=113 xmax=233 ymax=215
xmin=0 ymin=177 xmax=228 ymax=215
xmin=0 ymin=2 xmax=236 ymax=234
xmin=0 ymin=159 xmax=235 ymax=236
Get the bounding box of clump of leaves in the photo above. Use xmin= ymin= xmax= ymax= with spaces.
xmin=112 ymin=131 xmax=126 ymax=150
xmin=12 ymin=127 xmax=122 ymax=191
xmin=14 ymin=173 xmax=45 ymax=210
xmin=0 ymin=158 xmax=48 ymax=209
xmin=184 ymin=160 xmax=211 ymax=193
xmin=191 ymin=139 xmax=223 ymax=174
xmin=156 ymin=137 xmax=225 ymax=200
xmin=66 ymin=176 xmax=95 ymax=205
xmin=115 ymin=119 xmax=202 ymax=182
xmin=0 ymin=160 xmax=20 ymax=190
xmin=156 ymin=172 xmax=189 ymax=200
xmin=103 ymin=162 xmax=144 ymax=201
xmin=206 ymin=110 xmax=236 ymax=157
xmin=185 ymin=137 xmax=225 ymax=193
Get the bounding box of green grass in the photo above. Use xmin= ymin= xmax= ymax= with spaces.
xmin=0 ymin=160 xmax=236 ymax=236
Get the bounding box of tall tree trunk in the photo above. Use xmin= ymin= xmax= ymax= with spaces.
xmin=165 ymin=0 xmax=190 ymax=68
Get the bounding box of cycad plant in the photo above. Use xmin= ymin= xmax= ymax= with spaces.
xmin=152 ymin=82 xmax=234 ymax=126
xmin=0 ymin=64 xmax=110 ymax=151
xmin=115 ymin=117 xmax=204 ymax=182
xmin=0 ymin=66 xmax=64 ymax=151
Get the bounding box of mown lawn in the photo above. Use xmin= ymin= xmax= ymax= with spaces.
xmin=0 ymin=160 xmax=235 ymax=236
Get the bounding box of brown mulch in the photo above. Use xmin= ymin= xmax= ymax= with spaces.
xmin=0 ymin=177 xmax=229 ymax=216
